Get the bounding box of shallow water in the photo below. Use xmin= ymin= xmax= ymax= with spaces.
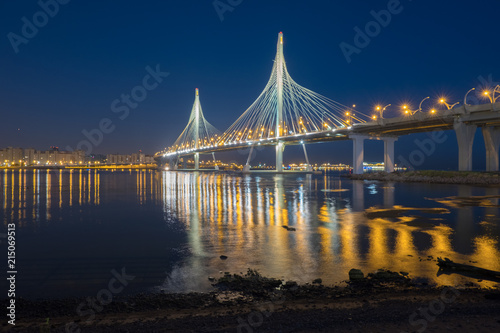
xmin=1 ymin=169 xmax=499 ymax=299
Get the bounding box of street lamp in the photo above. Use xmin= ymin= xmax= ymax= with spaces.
xmin=439 ymin=98 xmax=459 ymax=110
xmin=482 ymin=86 xmax=500 ymax=103
xmin=482 ymin=90 xmax=493 ymax=103
xmin=417 ymin=96 xmax=430 ymax=113
xmin=463 ymin=87 xmax=475 ymax=106
xmin=374 ymin=104 xmax=391 ymax=119
xmin=403 ymin=97 xmax=429 ymax=115
xmin=345 ymin=111 xmax=352 ymax=126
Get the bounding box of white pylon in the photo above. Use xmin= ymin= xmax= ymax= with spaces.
xmin=194 ymin=88 xmax=200 ymax=170
xmin=276 ymin=32 xmax=284 ymax=172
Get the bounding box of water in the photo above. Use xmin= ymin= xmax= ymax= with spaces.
xmin=1 ymin=169 xmax=499 ymax=299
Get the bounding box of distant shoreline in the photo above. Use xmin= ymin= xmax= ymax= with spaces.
xmin=0 ymin=164 xmax=158 ymax=170
xmin=348 ymin=170 xmax=500 ymax=186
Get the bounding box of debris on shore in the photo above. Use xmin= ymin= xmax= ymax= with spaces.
xmin=348 ymin=170 xmax=500 ymax=185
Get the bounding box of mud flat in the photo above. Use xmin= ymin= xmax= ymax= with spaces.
xmin=349 ymin=170 xmax=500 ymax=186
xmin=3 ymin=269 xmax=500 ymax=332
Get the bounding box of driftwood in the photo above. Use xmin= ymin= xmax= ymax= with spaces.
xmin=437 ymin=257 xmax=500 ymax=282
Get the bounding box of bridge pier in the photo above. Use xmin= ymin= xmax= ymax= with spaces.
xmin=194 ymin=152 xmax=199 ymax=170
xmin=276 ymin=142 xmax=284 ymax=172
xmin=243 ymin=146 xmax=254 ymax=173
xmin=383 ymin=137 xmax=398 ymax=173
xmin=454 ymin=121 xmax=477 ymax=171
xmin=350 ymin=134 xmax=367 ymax=174
xmin=302 ymin=144 xmax=313 ymax=171
xmin=482 ymin=126 xmax=500 ymax=171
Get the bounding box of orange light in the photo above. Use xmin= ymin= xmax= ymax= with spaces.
xmin=372 ymin=115 xmax=377 ymax=120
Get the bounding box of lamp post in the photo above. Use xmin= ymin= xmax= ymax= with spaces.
xmin=403 ymin=97 xmax=429 ymax=115
xmin=417 ymin=96 xmax=430 ymax=113
xmin=374 ymin=104 xmax=390 ymax=119
xmin=482 ymin=90 xmax=493 ymax=103
xmin=345 ymin=111 xmax=352 ymax=126
xmin=482 ymin=86 xmax=500 ymax=104
xmin=439 ymin=98 xmax=459 ymax=110
xmin=463 ymin=87 xmax=475 ymax=106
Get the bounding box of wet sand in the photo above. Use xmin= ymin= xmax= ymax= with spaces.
xmin=349 ymin=171 xmax=500 ymax=186
xmin=4 ymin=271 xmax=500 ymax=333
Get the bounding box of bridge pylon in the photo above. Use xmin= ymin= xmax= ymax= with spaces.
xmin=276 ymin=32 xmax=285 ymax=172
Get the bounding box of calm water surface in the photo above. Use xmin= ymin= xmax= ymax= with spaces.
xmin=1 ymin=169 xmax=499 ymax=299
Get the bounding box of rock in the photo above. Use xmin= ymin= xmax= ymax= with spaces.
xmin=220 ymin=255 xmax=228 ymax=260
xmin=312 ymin=278 xmax=322 ymax=284
xmin=283 ymin=280 xmax=298 ymax=290
xmin=349 ymin=269 xmax=364 ymax=281
xmin=400 ymin=271 xmax=409 ymax=276
xmin=208 ymin=277 xmax=215 ymax=282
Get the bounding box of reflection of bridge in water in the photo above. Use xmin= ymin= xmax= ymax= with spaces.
xmin=159 ymin=172 xmax=500 ymax=287
xmin=156 ymin=32 xmax=500 ymax=173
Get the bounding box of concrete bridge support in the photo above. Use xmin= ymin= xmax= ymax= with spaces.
xmin=350 ymin=135 xmax=398 ymax=174
xmin=482 ymin=126 xmax=500 ymax=171
xmin=454 ymin=121 xmax=477 ymax=171
xmin=194 ymin=153 xmax=199 ymax=170
xmin=383 ymin=137 xmax=398 ymax=173
xmin=350 ymin=135 xmax=367 ymax=174
xmin=276 ymin=142 xmax=284 ymax=172
xmin=302 ymin=144 xmax=313 ymax=171
xmin=243 ymin=146 xmax=254 ymax=173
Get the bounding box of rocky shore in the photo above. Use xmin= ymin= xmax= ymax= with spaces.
xmin=3 ymin=268 xmax=500 ymax=332
xmin=348 ymin=170 xmax=500 ymax=185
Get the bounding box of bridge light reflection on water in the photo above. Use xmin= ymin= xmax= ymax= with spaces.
xmin=158 ymin=171 xmax=500 ymax=291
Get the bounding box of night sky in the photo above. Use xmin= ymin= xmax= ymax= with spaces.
xmin=1 ymin=0 xmax=499 ymax=169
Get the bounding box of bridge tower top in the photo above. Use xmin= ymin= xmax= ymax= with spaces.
xmin=276 ymin=32 xmax=284 ymax=139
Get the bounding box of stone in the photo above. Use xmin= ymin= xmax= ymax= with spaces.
xmin=349 ymin=268 xmax=364 ymax=281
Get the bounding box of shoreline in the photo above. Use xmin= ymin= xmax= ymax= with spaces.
xmin=0 ymin=164 xmax=157 ymax=170
xmin=348 ymin=170 xmax=500 ymax=186
xmin=4 ymin=269 xmax=500 ymax=332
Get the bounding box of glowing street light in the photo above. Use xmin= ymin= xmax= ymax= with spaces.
xmin=439 ymin=97 xmax=459 ymax=110
xmin=482 ymin=90 xmax=493 ymax=103
xmin=402 ymin=97 xmax=429 ymax=115
xmin=482 ymin=86 xmax=500 ymax=104
xmin=463 ymin=87 xmax=475 ymax=106
xmin=374 ymin=104 xmax=391 ymax=119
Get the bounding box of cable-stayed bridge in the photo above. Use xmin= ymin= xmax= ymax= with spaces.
xmin=156 ymin=32 xmax=500 ymax=173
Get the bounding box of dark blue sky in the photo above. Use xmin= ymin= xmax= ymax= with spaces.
xmin=1 ymin=0 xmax=499 ymax=169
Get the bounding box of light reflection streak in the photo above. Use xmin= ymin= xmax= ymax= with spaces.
xmin=158 ymin=172 xmax=500 ymax=288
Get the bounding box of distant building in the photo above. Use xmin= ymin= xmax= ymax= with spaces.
xmin=0 ymin=147 xmax=85 ymax=166
xmin=106 ymin=152 xmax=155 ymax=165
xmin=0 ymin=147 xmax=24 ymax=166
xmin=0 ymin=147 xmax=154 ymax=167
